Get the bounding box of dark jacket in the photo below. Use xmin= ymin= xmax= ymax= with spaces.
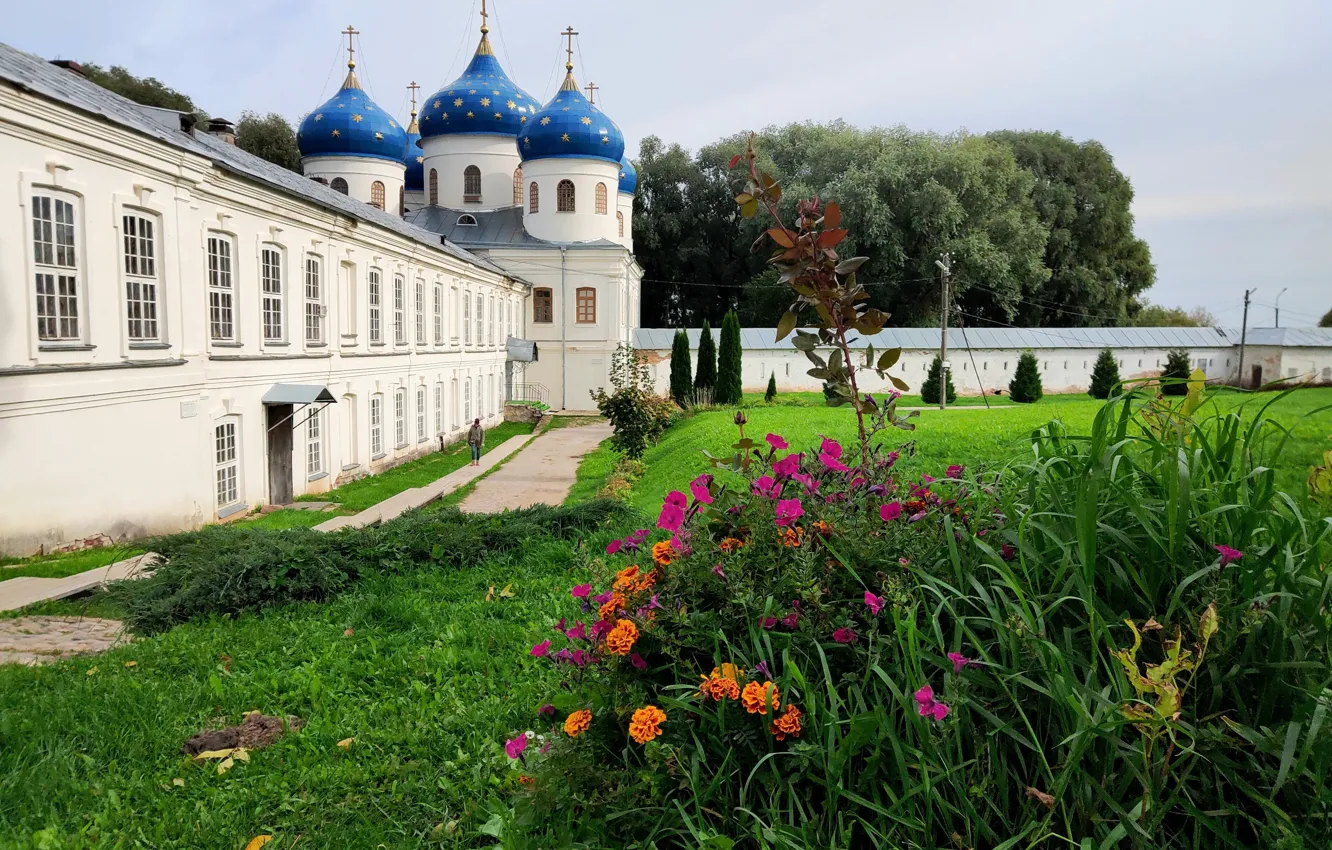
xmin=467 ymin=424 xmax=484 ymax=446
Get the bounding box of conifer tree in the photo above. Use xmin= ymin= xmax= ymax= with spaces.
xmin=715 ymin=311 xmax=744 ymax=406
xmin=765 ymin=372 xmax=777 ymax=402
xmin=1088 ymin=348 xmax=1120 ymax=399
xmin=920 ymin=356 xmax=956 ymax=405
xmin=1009 ymin=351 xmax=1044 ymax=403
xmin=695 ymin=321 xmax=717 ymax=393
xmin=1160 ymin=348 xmax=1191 ymax=396
xmin=669 ymin=329 xmax=693 ymax=407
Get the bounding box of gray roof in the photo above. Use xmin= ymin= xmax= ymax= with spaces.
xmin=635 ymin=326 xmax=1258 ymax=351
xmin=1224 ymin=327 xmax=1332 ymax=347
xmin=0 ymin=42 xmax=508 ymax=278
xmin=405 ymin=205 xmax=621 ymax=250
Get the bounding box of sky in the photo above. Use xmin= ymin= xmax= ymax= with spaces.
xmin=12 ymin=0 xmax=1330 ymax=326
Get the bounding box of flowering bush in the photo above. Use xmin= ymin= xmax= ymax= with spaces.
xmin=508 ymin=390 xmax=1330 ymax=847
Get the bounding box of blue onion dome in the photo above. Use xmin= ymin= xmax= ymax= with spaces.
xmin=618 ymin=155 xmax=637 ymax=194
xmin=297 ymin=65 xmax=408 ymax=163
xmin=418 ymin=25 xmax=540 ymax=140
xmin=403 ymin=110 xmax=424 ymax=190
xmin=517 ymin=67 xmax=625 ymax=164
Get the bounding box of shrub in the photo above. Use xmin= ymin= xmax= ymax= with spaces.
xmin=920 ymin=354 xmax=956 ymax=404
xmin=591 ymin=344 xmax=675 ymax=459
xmin=715 ymin=310 xmax=744 ymax=406
xmin=512 ymin=392 xmax=1332 ymax=848
xmin=1088 ymin=347 xmax=1120 ymax=399
xmin=694 ymin=321 xmax=717 ymax=391
xmin=765 ymin=371 xmax=777 ymax=402
xmin=597 ymin=456 xmax=647 ymax=501
xmin=668 ymin=329 xmax=693 ymax=407
xmin=1161 ymin=347 xmax=1191 ymax=395
xmin=1009 ymin=350 xmax=1043 ymax=402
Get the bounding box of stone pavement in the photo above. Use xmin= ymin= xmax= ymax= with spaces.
xmin=0 ymin=616 xmax=129 ymax=665
xmin=0 ymin=553 xmax=154 ymax=614
xmin=460 ymin=422 xmax=612 ymax=514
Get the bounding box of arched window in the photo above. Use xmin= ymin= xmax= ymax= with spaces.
xmin=575 ymin=287 xmax=596 ymax=323
xmin=456 ymin=214 xmax=478 ymax=226
xmin=428 ymin=169 xmax=439 ymax=206
xmin=398 ymin=185 xmax=404 ymax=215
xmin=330 ymin=177 xmax=349 ymax=195
xmin=617 ymin=210 xmax=624 ymax=237
xmin=370 ymin=180 xmax=385 ymax=210
xmin=463 ymin=165 xmax=481 ymax=202
xmin=595 ymin=183 xmax=607 ymax=215
xmin=557 ymin=179 xmax=575 ymax=212
xmin=311 ymin=176 xmax=329 ymax=185
xmin=513 ymin=167 xmax=523 ymax=205
xmin=528 ymin=182 xmax=539 ymax=213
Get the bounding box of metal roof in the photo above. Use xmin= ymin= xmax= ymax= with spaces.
xmin=0 ymin=42 xmax=508 ymax=278
xmin=261 ymin=384 xmax=337 ymax=405
xmin=404 ymin=205 xmax=622 ymax=250
xmin=634 ymin=326 xmax=1256 ymax=351
xmin=1223 ymin=327 xmax=1332 ymax=347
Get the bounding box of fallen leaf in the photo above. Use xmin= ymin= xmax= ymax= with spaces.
xmin=232 ymin=748 xmax=250 ymax=762
xmin=343 ymin=628 xmax=355 ymax=636
xmin=123 ymin=661 xmax=138 ymax=668
xmin=243 ymin=837 xmax=273 ymax=850
xmin=219 ymin=654 xmax=232 ymax=672
xmin=194 ymin=748 xmax=237 ymax=760
xmin=216 ymin=756 xmax=235 ymax=775
xmin=498 ymin=584 xmax=514 ymax=598
xmin=171 ymin=778 xmax=185 ymax=788
xmin=1025 ymin=786 xmax=1056 ymax=809
xmin=337 ymin=737 xmax=354 ymax=750
xmin=1142 ymin=617 xmax=1164 ymax=632
xmin=86 ymin=666 xmax=98 ymax=676
xmin=243 ymin=709 xmax=261 ymax=717
xmin=485 ymin=586 xmax=495 ymax=602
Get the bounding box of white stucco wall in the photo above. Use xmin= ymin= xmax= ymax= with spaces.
xmin=419 ymin=133 xmax=522 ymax=210
xmin=520 ymin=157 xmax=621 ymax=244
xmin=301 ymin=155 xmax=406 ymax=216
xmin=616 ymin=191 xmax=634 ymax=250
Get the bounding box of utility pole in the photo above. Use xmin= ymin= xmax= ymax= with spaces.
xmin=1237 ymin=287 xmax=1256 ymax=388
xmin=1274 ymin=286 xmax=1287 ymax=328
xmin=935 ymin=253 xmax=952 ymax=411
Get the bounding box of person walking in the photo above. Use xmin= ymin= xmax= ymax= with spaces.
xmin=467 ymin=418 xmax=485 ymax=467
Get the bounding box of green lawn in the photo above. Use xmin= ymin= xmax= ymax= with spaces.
xmin=743 ymin=390 xmax=998 ymax=408
xmin=0 ymin=545 xmax=145 ymax=583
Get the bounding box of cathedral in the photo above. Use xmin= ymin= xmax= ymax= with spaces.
xmin=0 ymin=10 xmax=640 ymax=555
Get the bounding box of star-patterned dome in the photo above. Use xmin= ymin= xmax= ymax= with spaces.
xmin=618 ymin=156 xmax=637 ymax=194
xmin=297 ymin=67 xmax=408 ymax=164
xmin=517 ymin=69 xmax=625 ymax=165
xmin=403 ymin=112 xmax=424 ymax=190
xmin=418 ymin=29 xmax=539 ymax=140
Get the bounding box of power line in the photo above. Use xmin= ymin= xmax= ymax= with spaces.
xmin=436 ymin=0 xmax=478 ymax=90
xmin=489 ymin=0 xmax=516 ymax=70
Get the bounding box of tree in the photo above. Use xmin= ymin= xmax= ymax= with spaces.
xmin=236 ymin=111 xmax=303 ymax=173
xmin=1319 ymin=307 xmax=1332 ymax=328
xmin=80 ymin=62 xmax=204 ymax=120
xmin=715 ymin=311 xmax=744 ymax=406
xmin=920 ymin=356 xmax=957 ymax=405
xmin=1088 ymin=348 xmax=1121 ymax=399
xmin=1129 ymin=303 xmax=1216 ymax=327
xmin=738 ymin=269 xmax=792 ymax=327
xmin=695 ymin=321 xmax=717 ymax=392
xmin=1160 ymin=348 xmax=1191 ymax=396
xmin=765 ymin=372 xmax=777 ymax=402
xmin=1009 ymin=352 xmax=1044 ymax=403
xmin=668 ymin=330 xmax=693 ymax=407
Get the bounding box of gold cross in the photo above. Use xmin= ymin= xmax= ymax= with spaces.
xmin=407 ymin=80 xmax=420 ymax=114
xmin=342 ymin=25 xmax=359 ymax=69
xmin=562 ymin=26 xmax=578 ymax=71
xmin=584 ymin=81 xmax=599 ymax=104
xmin=480 ymin=0 xmax=489 ymax=33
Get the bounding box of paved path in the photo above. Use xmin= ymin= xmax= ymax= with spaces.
xmin=0 ymin=616 xmax=129 ymax=665
xmin=0 ymin=553 xmax=154 ymax=614
xmin=460 ymin=423 xmax=612 ymax=514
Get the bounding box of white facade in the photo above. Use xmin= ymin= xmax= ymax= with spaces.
xmin=302 ymin=155 xmax=406 ymax=217
xmin=616 ymin=191 xmax=634 ymax=250
xmin=420 ymin=134 xmax=523 ymax=211
xmin=520 ymin=157 xmax=621 ymax=244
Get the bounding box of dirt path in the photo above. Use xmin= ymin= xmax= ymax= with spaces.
xmin=460 ymin=422 xmax=612 ymax=514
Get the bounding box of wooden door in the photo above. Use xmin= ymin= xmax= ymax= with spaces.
xmin=267 ymin=404 xmax=294 ymax=505
xmin=1250 ymin=364 xmax=1262 ymax=389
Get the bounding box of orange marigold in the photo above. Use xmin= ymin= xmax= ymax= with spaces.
xmin=629 ymin=705 xmax=667 ymax=743
xmin=699 ymin=668 xmax=742 ymax=701
xmin=741 ymin=680 xmax=781 ymax=715
xmin=811 ymin=520 xmax=833 ymax=538
xmin=779 ymin=526 xmax=805 ymax=548
xmin=612 ymin=565 xmax=640 ymax=592
xmin=605 ymin=618 xmax=639 ymax=655
xmin=599 ymin=593 xmax=626 ymax=621
xmin=719 ymin=537 xmax=744 ymax=554
xmin=651 ymin=541 xmax=677 ymax=567
xmin=771 ymin=705 xmax=803 ymax=740
xmin=564 ymin=709 xmax=592 ymax=738
xmin=633 ymin=569 xmax=659 ymax=593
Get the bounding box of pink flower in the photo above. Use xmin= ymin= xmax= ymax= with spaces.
xmin=571 ymin=649 xmax=591 ymax=667
xmin=630 ymin=653 xmax=647 ymax=670
xmin=690 ymin=474 xmax=714 ymax=505
xmin=772 ymin=453 xmax=802 ymax=478
xmin=945 ymin=464 xmax=964 ymax=479
xmin=665 ymin=490 xmax=688 ymax=509
xmin=553 ymin=648 xmax=573 ymax=664
xmin=880 ymin=502 xmax=902 ymax=521
xmin=832 ymin=627 xmax=857 ymax=644
xmin=864 ymin=591 xmax=885 ymax=615
xmin=752 ymin=475 xmax=781 ymax=499
xmin=712 ymin=563 xmax=726 ymax=579
xmin=761 ymin=617 xmax=778 ymax=630
xmin=790 ymin=472 xmax=820 ymax=494
xmin=606 ymin=539 xmax=623 ymax=555
xmin=947 ymin=652 xmax=976 ymax=674
xmin=914 ymin=685 xmax=950 ymax=721
xmin=571 ymin=584 xmax=592 ymax=599
xmin=589 ymin=620 xmax=613 ymax=641
xmin=1214 ymin=544 xmax=1243 ymax=566
xmin=530 ymin=640 xmax=551 ymax=657
xmin=781 ymin=610 xmax=800 ymax=628
xmin=628 ymin=528 xmax=649 ymax=544
xmin=819 ymin=452 xmax=850 ymax=473
xmin=505 ymin=735 xmax=528 ymax=759
xmin=820 ymin=438 xmax=843 ymax=460
xmin=765 ymin=433 xmax=788 ymax=450
xmin=920 ymin=475 xmax=935 ymax=484
xmin=774 ymin=499 xmax=804 ymax=527
xmin=1000 ymin=543 xmax=1016 ymax=561
xmin=554 ymin=617 xmax=566 ymax=631
xmin=565 ymin=621 xmax=586 ymax=641
xmin=657 ymin=503 xmax=685 ymax=532
xmin=538 ymin=703 xmax=556 ymax=718
xmin=593 ymin=590 xmax=613 ymax=605
xmin=538 ymin=740 xmax=552 ymax=755
xmin=908 ymin=511 xmax=928 ymax=523
xmin=898 ymin=557 xmax=910 ymax=566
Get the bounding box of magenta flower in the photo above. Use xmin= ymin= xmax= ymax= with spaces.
xmin=628 ymin=528 xmax=649 ymax=544
xmin=820 ymin=438 xmax=843 ymax=460
xmin=505 ymin=735 xmax=528 ymax=759
xmin=754 ymin=660 xmax=772 ymax=680
xmin=884 ymin=450 xmax=900 ymax=467
xmin=571 ymin=649 xmax=591 ymax=668
xmin=554 ymin=617 xmax=566 ymax=632
xmin=772 ymin=453 xmax=802 ymax=478
xmin=752 ymin=475 xmax=781 ymax=499
xmin=765 ymin=433 xmax=789 ymax=450
xmin=920 ymin=475 xmax=935 ymax=484
xmin=538 ymin=740 xmax=552 ymax=755
xmin=593 ymin=590 xmax=613 ymax=605
xmin=571 ymin=583 xmax=591 ymax=599
xmin=947 ymin=652 xmax=977 ymax=674
xmin=630 ymin=653 xmax=647 ymax=670
xmin=774 ymin=499 xmax=804 ymax=527
xmin=790 ymin=472 xmax=820 ymax=494
xmin=945 ymin=465 xmax=964 ymax=479
xmin=1000 ymin=543 xmax=1016 ymax=561
xmin=565 ymin=621 xmax=586 ymax=641
xmin=1214 ymin=544 xmax=1243 ymax=566
xmin=819 ymin=452 xmax=850 ymax=473
xmin=914 ymin=685 xmax=950 ymax=721
xmin=760 ymin=616 xmax=778 ymax=630
xmin=530 ymin=640 xmax=551 ymax=657
xmin=553 ymin=648 xmax=574 ymax=664
xmin=781 ymin=610 xmax=800 ymax=629
xmin=908 ymin=511 xmax=928 ymax=523
xmin=690 ymin=474 xmax=715 ymax=505
xmin=589 ymin=619 xmax=613 ymax=641
xmin=898 ymin=557 xmax=910 ymax=566
xmin=538 ymin=703 xmax=556 ymax=718
xmin=832 ymin=627 xmax=858 ymax=644
xmin=657 ymin=502 xmax=685 ymax=532
xmin=880 ymin=502 xmax=902 ymax=521
xmin=606 ymin=539 xmax=623 ymax=555
xmin=864 ymin=591 xmax=885 ymax=616
xmin=712 ymin=563 xmax=726 ymax=579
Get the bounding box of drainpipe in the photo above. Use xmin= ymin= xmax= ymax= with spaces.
xmin=560 ymin=246 xmax=568 ymax=410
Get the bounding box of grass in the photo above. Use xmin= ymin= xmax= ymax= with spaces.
xmin=743 ymin=390 xmax=997 ymax=407
xmin=231 ymin=509 xmax=346 ymax=531
xmin=545 ymin=415 xmax=604 ymax=430
xmin=0 ymin=545 xmax=145 ymax=583
xmin=296 ymin=422 xmax=535 ymax=512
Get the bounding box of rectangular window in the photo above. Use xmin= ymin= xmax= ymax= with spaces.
xmin=261 ymin=247 xmax=283 ymax=341
xmin=304 ymin=256 xmax=323 ymax=343
xmin=369 ymin=269 xmax=383 ymax=343
xmin=433 ymin=283 xmax=444 ymax=344
xmin=370 ymin=394 xmax=384 ymax=456
xmin=307 ymin=409 xmax=323 ymax=476
xmin=464 ymin=292 xmax=472 ymax=345
xmin=489 ymin=295 xmax=496 ymax=346
xmin=475 ymin=294 xmax=483 ymax=345
xmin=215 ymin=420 xmax=240 ymax=510
xmin=415 ymin=278 xmax=426 ymax=344
xmin=464 ymin=378 xmax=471 ymax=422
xmin=394 ymin=388 xmax=407 ymax=447
xmin=393 ymin=275 xmax=406 ymax=344
xmin=434 ymin=383 xmax=443 ymax=434
xmin=451 ymin=286 xmax=461 ymax=340
xmin=416 ymin=386 xmax=427 ymax=441
xmin=534 ymin=288 xmax=553 ymax=323
xmin=207 ymin=234 xmax=235 ymax=341
xmin=576 ymin=287 xmax=596 ymax=323
xmin=32 ymin=193 xmax=81 ymax=341
xmin=451 ymin=377 xmax=459 ymax=429
xmin=122 ymin=212 xmax=159 ymax=341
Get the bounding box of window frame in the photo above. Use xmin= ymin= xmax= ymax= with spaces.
xmin=533 ymin=288 xmax=553 ymax=324
xmin=434 ymin=382 xmax=444 ymax=435
xmin=304 ymin=254 xmax=323 ymax=345
xmin=474 ymin=293 xmax=483 ymax=345
xmin=556 ymin=179 xmax=575 ymax=213
xmin=31 ymin=190 xmax=83 ymax=344
xmin=463 ymin=290 xmax=472 ymax=345
xmin=207 ymin=232 xmax=236 ymax=343
xmin=428 ymin=169 xmax=438 ymax=206
xmin=513 ymin=167 xmax=523 ymax=206
xmin=370 ymin=394 xmax=385 ymax=457
xmin=260 ymin=245 xmax=285 ymax=343
xmin=330 ymin=177 xmax=349 ymax=195
xmin=595 ymin=182 xmax=608 ymax=215
xmin=393 ymin=274 xmax=406 ymax=345
xmin=529 ymin=182 xmax=539 ymax=213
xmin=306 ymin=407 xmax=324 ymax=478
xmin=414 ymin=277 xmax=426 ymax=345
xmin=370 ymin=180 xmax=386 ymax=210
xmin=616 ymin=210 xmax=624 ymax=237
xmin=416 ymin=385 xmax=427 ymax=442
xmin=121 ymin=209 xmax=161 ymax=343
xmin=394 ymin=387 xmax=407 ymax=448
xmin=463 ymin=165 xmax=482 ymax=203
xmin=214 ymin=418 xmax=242 ymax=515
xmin=433 ymin=282 xmax=444 ymax=345
xmin=576 ymin=286 xmax=596 ymax=324
xmin=368 ymin=268 xmax=383 ymax=344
